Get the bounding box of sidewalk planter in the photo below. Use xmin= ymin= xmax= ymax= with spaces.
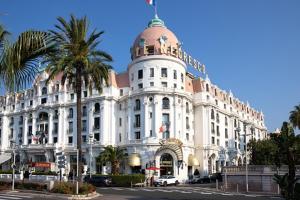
xmin=51 ymin=182 xmax=96 ymax=195
xmin=68 ymin=191 xmax=100 ymax=200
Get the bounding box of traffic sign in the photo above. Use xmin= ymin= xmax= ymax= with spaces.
xmin=58 ymin=160 xmax=65 ymax=165
xmin=58 ymin=165 xmax=65 ymax=169
xmin=56 ymin=152 xmax=63 ymax=156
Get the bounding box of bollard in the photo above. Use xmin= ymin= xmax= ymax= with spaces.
xmin=277 ymin=184 xmax=280 ymax=195
xmin=216 ymin=179 xmax=218 ymax=191
xmin=236 ymin=184 xmax=239 ymax=193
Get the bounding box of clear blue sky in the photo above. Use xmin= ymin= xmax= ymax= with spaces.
xmin=1 ymin=0 xmax=300 ymax=132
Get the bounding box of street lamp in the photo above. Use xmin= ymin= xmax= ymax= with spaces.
xmin=10 ymin=140 xmax=17 ymax=191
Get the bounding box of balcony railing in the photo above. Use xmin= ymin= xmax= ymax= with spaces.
xmin=67 ymin=115 xmax=73 ymax=119
xmin=93 ymin=110 xmax=100 ymax=114
xmin=186 ymin=124 xmax=190 ymax=130
xmin=93 ymin=126 xmax=100 ymax=131
xmin=52 ymin=130 xmax=58 ymax=134
xmin=162 ymin=104 xmax=170 ymax=109
xmin=53 ymin=115 xmax=59 ymax=120
xmin=133 ymin=106 xmax=141 ymax=111
xmin=28 ymin=118 xmax=32 ymax=123
xmin=9 ymin=122 xmax=14 ymax=126
xmin=134 ymin=123 xmax=141 ymax=128
xmin=82 ymin=112 xmax=87 ymax=117
xmin=82 ymin=127 xmax=87 ymax=132
xmin=67 ymin=129 xmax=73 ymax=134
xmin=19 ymin=120 xmax=23 ymax=125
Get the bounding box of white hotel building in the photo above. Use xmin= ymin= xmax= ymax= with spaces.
xmin=0 ymin=16 xmax=267 ymax=182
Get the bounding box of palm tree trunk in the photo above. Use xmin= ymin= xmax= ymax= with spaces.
xmin=76 ymin=66 xmax=83 ymax=182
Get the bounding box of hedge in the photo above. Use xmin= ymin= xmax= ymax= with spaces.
xmin=51 ymin=182 xmax=95 ymax=195
xmin=0 ymin=170 xmax=20 ymax=174
xmin=0 ymin=181 xmax=47 ymax=191
xmin=93 ymin=174 xmax=145 ymax=187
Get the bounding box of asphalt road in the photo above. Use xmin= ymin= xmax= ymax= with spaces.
xmin=97 ymin=186 xmax=282 ymax=200
xmin=0 ymin=191 xmax=60 ymax=200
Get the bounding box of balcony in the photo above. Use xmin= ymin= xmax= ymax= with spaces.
xmin=133 ymin=106 xmax=141 ymax=111
xmin=186 ymin=124 xmax=190 ymax=130
xmin=19 ymin=120 xmax=23 ymax=125
xmin=28 ymin=118 xmax=33 ymax=123
xmin=9 ymin=121 xmax=14 ymax=126
xmin=52 ymin=130 xmax=58 ymax=135
xmin=93 ymin=110 xmax=100 ymax=115
xmin=53 ymin=115 xmax=59 ymax=120
xmin=134 ymin=123 xmax=141 ymax=128
xmin=67 ymin=115 xmax=73 ymax=119
xmin=67 ymin=129 xmax=73 ymax=134
xmin=162 ymin=104 xmax=170 ymax=109
xmin=82 ymin=112 xmax=87 ymax=117
xmin=129 ymin=139 xmax=142 ymax=144
xmin=93 ymin=126 xmax=100 ymax=131
xmin=82 ymin=127 xmax=87 ymax=132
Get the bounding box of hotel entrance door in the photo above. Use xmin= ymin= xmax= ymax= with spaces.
xmin=160 ymin=153 xmax=173 ymax=176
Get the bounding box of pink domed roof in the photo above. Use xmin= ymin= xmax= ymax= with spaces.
xmin=131 ymin=17 xmax=180 ymax=60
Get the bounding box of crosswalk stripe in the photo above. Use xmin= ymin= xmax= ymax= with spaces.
xmin=0 ymin=196 xmax=22 ymax=200
xmin=179 ymin=191 xmax=192 ymax=193
xmin=4 ymin=194 xmax=32 ymax=199
xmin=112 ymin=188 xmax=124 ymax=190
xmin=200 ymin=192 xmax=212 ymax=195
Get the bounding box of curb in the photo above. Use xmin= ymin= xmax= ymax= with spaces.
xmin=68 ymin=192 xmax=102 ymax=200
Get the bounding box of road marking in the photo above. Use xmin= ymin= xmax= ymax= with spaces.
xmin=0 ymin=196 xmax=22 ymax=200
xmin=179 ymin=191 xmax=192 ymax=194
xmin=220 ymin=193 xmax=233 ymax=196
xmin=112 ymin=188 xmax=124 ymax=190
xmin=3 ymin=194 xmax=32 ymax=199
xmin=128 ymin=188 xmax=138 ymax=191
xmin=141 ymin=189 xmax=155 ymax=192
xmin=200 ymin=192 xmax=212 ymax=195
xmin=244 ymin=194 xmax=257 ymax=197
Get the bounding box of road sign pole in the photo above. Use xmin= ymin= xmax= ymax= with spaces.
xmin=76 ymin=149 xmax=79 ymax=195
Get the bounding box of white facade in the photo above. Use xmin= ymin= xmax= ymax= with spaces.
xmin=0 ymin=17 xmax=267 ymax=182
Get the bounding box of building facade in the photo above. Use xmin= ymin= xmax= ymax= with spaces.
xmin=0 ymin=16 xmax=267 ymax=182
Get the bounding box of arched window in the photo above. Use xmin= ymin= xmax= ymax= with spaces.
xmin=135 ymin=99 xmax=141 ymax=111
xmin=82 ymin=106 xmax=87 ymax=117
xmin=211 ymin=109 xmax=215 ymax=120
xmin=94 ymin=103 xmax=100 ymax=114
xmin=68 ymin=108 xmax=73 ymax=118
xmin=216 ymin=113 xmax=219 ymax=123
xmin=225 ymin=116 xmax=228 ymax=126
xmin=206 ymin=84 xmax=209 ymax=92
xmin=186 ymin=102 xmax=189 ymax=113
xmin=42 ymin=87 xmax=47 ymax=95
xmin=162 ymin=97 xmax=170 ymax=109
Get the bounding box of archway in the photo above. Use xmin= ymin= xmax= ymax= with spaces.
xmin=160 ymin=153 xmax=174 ymax=176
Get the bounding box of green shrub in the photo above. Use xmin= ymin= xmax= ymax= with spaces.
xmin=0 ymin=181 xmax=47 ymax=191
xmin=0 ymin=170 xmax=20 ymax=174
xmin=51 ymin=182 xmax=95 ymax=195
xmin=106 ymin=174 xmax=145 ymax=187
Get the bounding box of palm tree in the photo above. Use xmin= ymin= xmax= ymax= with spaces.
xmin=45 ymin=15 xmax=113 ymax=181
xmin=0 ymin=24 xmax=54 ymax=91
xmin=98 ymin=145 xmax=126 ymax=175
xmin=290 ymin=104 xmax=300 ymax=129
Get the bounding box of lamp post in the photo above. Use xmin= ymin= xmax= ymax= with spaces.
xmin=10 ymin=140 xmax=17 ymax=191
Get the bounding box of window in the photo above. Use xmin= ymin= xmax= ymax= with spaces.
xmin=181 ymin=73 xmax=184 ymax=83
xmin=82 ymin=106 xmax=87 ymax=117
xmin=215 ymin=99 xmax=218 ymax=106
xmin=150 ymin=130 xmax=153 ymax=137
xmin=120 ymin=89 xmax=123 ymax=96
xmin=28 ymin=139 xmax=32 ymax=144
xmin=161 ymin=82 xmax=167 ymax=88
xmin=53 ymin=137 xmax=58 ymax=143
xmin=119 ymin=104 xmax=122 ymax=110
xmin=217 ymin=126 xmax=220 ymax=136
xmin=162 ymin=97 xmax=170 ymax=109
xmin=68 ymin=122 xmax=73 ymax=133
xmin=83 ymin=91 xmax=87 ymax=97
xmin=161 ymin=68 xmax=167 ymax=77
xmin=212 ymin=137 xmax=215 ymax=144
xmin=150 ymin=82 xmax=154 ymax=86
xmin=68 ymin=108 xmax=73 ymax=118
xmin=211 ymin=109 xmax=215 ymax=119
xmin=82 ymin=135 xmax=87 ymax=143
xmin=21 ymin=103 xmax=24 ymax=108
xmin=135 ymin=132 xmax=141 ymax=140
xmin=186 ymin=102 xmax=189 ymax=113
xmin=224 ymin=104 xmax=226 ymax=109
xmin=225 ymin=117 xmax=228 ymax=126
xmin=150 ymin=68 xmax=154 ymax=77
xmin=217 ymin=139 xmax=220 ymax=146
xmin=55 ymin=95 xmax=59 ymax=102
xmin=234 ymin=119 xmax=237 ymax=127
xmin=235 ymin=142 xmax=237 ymax=149
xmin=119 ymin=118 xmax=122 ymax=126
xmin=94 ymin=117 xmax=100 ymax=130
xmin=173 ymin=70 xmax=177 ymax=79
xmin=216 ymin=113 xmax=219 ymax=123
xmin=54 ymin=123 xmax=58 ymax=134
xmin=30 ymin=100 xmax=33 ymax=106
xmin=225 ymin=141 xmax=228 ymax=147
xmin=186 ymin=117 xmax=190 ymax=129
xmin=138 ymin=69 xmax=143 ymax=79
xmin=135 ymin=99 xmax=141 ymax=111
xmin=211 ymin=122 xmax=215 ymax=134
xmin=41 ymin=98 xmax=47 ymax=104
xmin=134 ymin=115 xmax=140 ymax=127
xmin=82 ymin=120 xmax=87 ymax=132
xmin=131 ymin=73 xmax=134 ymax=81
xmin=149 ymin=112 xmax=152 ymax=118
xmin=94 ymin=103 xmax=100 ymax=114
xmin=119 ymin=133 xmax=122 ymax=142
xmin=94 ymin=133 xmax=100 ymax=141
xmin=70 ymin=93 xmax=74 ymax=100
xmin=186 ymin=133 xmax=189 ymax=141
xmin=42 ymin=87 xmax=47 ymax=95
xmin=68 ymin=136 xmax=73 ymax=144
xmin=206 ymin=84 xmax=209 ymax=92
xmin=225 ymin=128 xmax=228 ymax=138
xmin=173 ymin=83 xmax=177 ymax=88
xmin=138 ymin=83 xmax=143 ymax=89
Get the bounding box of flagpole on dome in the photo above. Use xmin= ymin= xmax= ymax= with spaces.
xmin=154 ymin=0 xmax=158 ymax=18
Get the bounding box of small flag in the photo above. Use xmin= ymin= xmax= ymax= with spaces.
xmin=159 ymin=124 xmax=166 ymax=133
xmin=146 ymin=0 xmax=156 ymax=6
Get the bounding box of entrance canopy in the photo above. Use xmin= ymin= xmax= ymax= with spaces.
xmin=0 ymin=153 xmax=11 ymax=164
xmin=155 ymin=144 xmax=183 ymax=161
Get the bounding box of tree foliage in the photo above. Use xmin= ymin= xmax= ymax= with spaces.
xmin=97 ymin=145 xmax=126 ymax=175
xmin=45 ymin=15 xmax=113 ymax=181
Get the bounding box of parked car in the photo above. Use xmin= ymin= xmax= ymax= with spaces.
xmin=84 ymin=175 xmax=112 ymax=187
xmin=190 ymin=175 xmax=201 ymax=184
xmin=197 ymin=176 xmax=211 ymax=184
xmin=154 ymin=175 xmax=179 ymax=187
xmin=210 ymin=173 xmax=223 ymax=182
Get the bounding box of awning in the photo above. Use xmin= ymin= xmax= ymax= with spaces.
xmin=188 ymin=154 xmax=199 ymax=166
xmin=128 ymin=153 xmax=141 ymax=167
xmin=0 ymin=153 xmax=11 ymax=164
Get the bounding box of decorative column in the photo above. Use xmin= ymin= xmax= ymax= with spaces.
xmin=143 ymin=97 xmax=148 ymax=138
xmin=32 ymin=112 xmax=37 ymax=144
xmin=127 ymin=99 xmax=132 ymax=141
xmin=154 ymin=96 xmax=160 ymax=139
xmin=23 ymin=115 xmax=28 ymax=145
xmin=48 ymin=111 xmax=53 ymax=144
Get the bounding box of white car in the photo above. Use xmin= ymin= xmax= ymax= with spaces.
xmin=154 ymin=175 xmax=179 ymax=187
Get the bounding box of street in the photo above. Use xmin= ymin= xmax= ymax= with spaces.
xmin=96 ymin=186 xmax=282 ymax=200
